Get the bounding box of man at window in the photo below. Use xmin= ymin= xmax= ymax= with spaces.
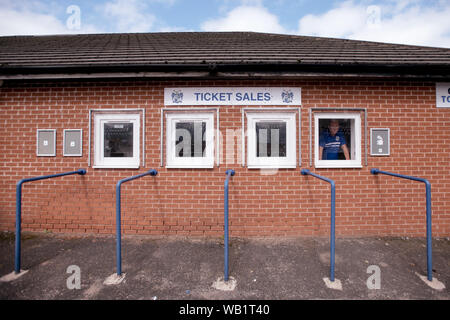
xmin=319 ymin=119 xmax=350 ymax=160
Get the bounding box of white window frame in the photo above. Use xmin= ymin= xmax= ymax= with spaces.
xmin=93 ymin=113 xmax=140 ymax=169
xmin=165 ymin=112 xmax=215 ymax=168
xmin=246 ymin=112 xmax=297 ymax=169
xmin=314 ymin=113 xmax=361 ymax=169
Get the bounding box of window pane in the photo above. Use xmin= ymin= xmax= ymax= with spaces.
xmin=175 ymin=122 xmax=206 ymax=157
xmin=104 ymin=123 xmax=134 ymax=158
xmin=256 ymin=122 xmax=286 ymax=157
xmin=318 ymin=119 xmax=352 ymax=160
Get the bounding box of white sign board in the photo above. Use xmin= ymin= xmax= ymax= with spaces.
xmin=164 ymin=87 xmax=301 ymax=106
xmin=436 ymin=83 xmax=450 ymax=108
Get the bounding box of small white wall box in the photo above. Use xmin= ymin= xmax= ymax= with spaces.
xmin=37 ymin=129 xmax=56 ymax=156
xmin=63 ymin=129 xmax=83 ymax=156
xmin=370 ymin=128 xmax=390 ymax=156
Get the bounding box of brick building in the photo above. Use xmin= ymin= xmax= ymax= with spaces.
xmin=0 ymin=32 xmax=449 ymax=237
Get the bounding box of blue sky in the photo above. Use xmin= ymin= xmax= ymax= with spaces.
xmin=1 ymin=0 xmax=449 ymax=48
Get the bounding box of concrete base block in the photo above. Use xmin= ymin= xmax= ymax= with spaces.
xmin=323 ymin=277 xmax=343 ymax=290
xmin=103 ymin=273 xmax=126 ymax=285
xmin=0 ymin=270 xmax=29 ymax=282
xmin=212 ymin=276 xmax=237 ymax=291
xmin=416 ymin=273 xmax=446 ymax=290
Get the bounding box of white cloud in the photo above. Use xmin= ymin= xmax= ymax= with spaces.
xmin=298 ymin=1 xmax=366 ymax=38
xmin=352 ymin=5 xmax=450 ymax=48
xmin=150 ymin=0 xmax=178 ymax=5
xmin=102 ymin=0 xmax=156 ymax=33
xmin=0 ymin=8 xmax=67 ymax=35
xmin=297 ymin=0 xmax=450 ymax=48
xmin=0 ymin=0 xmax=99 ymax=36
xmin=201 ymin=5 xmax=286 ymax=34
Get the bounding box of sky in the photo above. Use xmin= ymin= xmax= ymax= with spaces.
xmin=0 ymin=0 xmax=449 ymax=48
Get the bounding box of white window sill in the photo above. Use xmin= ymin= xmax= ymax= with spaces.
xmin=166 ymin=165 xmax=214 ymax=169
xmin=247 ymin=165 xmax=297 ymax=169
xmin=315 ymin=163 xmax=362 ymax=169
xmin=93 ymin=165 xmax=140 ymax=169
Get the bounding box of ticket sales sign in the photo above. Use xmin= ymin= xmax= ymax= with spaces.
xmin=164 ymin=87 xmax=301 ymax=106
xmin=436 ymin=83 xmax=450 ymax=108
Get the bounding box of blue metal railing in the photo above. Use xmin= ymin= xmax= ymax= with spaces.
xmin=301 ymin=169 xmax=336 ymax=282
xmin=115 ymin=169 xmax=158 ymax=276
xmin=15 ymin=169 xmax=87 ymax=274
xmin=371 ymin=168 xmax=433 ymax=281
xmin=224 ymin=169 xmax=235 ymax=282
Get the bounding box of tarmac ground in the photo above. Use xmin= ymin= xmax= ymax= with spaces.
xmin=0 ymin=231 xmax=448 ymax=300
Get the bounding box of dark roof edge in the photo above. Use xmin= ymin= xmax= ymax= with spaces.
xmin=1 ymin=62 xmax=450 ymax=80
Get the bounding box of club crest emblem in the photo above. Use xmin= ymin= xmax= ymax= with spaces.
xmin=376 ymin=135 xmax=384 ymax=145
xmin=281 ymin=90 xmax=294 ymax=103
xmin=171 ymin=90 xmax=183 ymax=104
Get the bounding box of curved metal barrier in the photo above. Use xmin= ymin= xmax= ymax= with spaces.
xmin=301 ymin=169 xmax=336 ymax=282
xmin=115 ymin=169 xmax=158 ymax=276
xmin=15 ymin=169 xmax=87 ymax=273
xmin=224 ymin=169 xmax=235 ymax=282
xmin=371 ymin=168 xmax=433 ymax=281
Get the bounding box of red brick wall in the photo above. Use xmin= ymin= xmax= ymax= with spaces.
xmin=0 ymin=79 xmax=449 ymax=237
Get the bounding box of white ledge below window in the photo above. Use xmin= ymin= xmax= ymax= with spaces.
xmin=315 ymin=161 xmax=362 ymax=169
xmin=247 ymin=164 xmax=297 ymax=169
xmin=165 ymin=164 xmax=214 ymax=169
xmin=92 ymin=165 xmax=140 ymax=169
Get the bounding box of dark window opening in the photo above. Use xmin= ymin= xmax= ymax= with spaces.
xmin=256 ymin=122 xmax=287 ymax=157
xmin=175 ymin=122 xmax=206 ymax=157
xmin=104 ymin=123 xmax=134 ymax=158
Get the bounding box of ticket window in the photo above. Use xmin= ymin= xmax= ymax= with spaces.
xmin=165 ymin=112 xmax=215 ymax=168
xmin=94 ymin=113 xmax=140 ymax=168
xmin=314 ymin=113 xmax=361 ymax=168
xmin=246 ymin=112 xmax=296 ymax=169
xmin=104 ymin=123 xmax=134 ymax=158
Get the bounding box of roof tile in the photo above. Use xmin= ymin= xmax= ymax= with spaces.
xmin=1 ymin=32 xmax=449 ymax=68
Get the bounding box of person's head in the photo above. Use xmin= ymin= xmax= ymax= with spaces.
xmin=328 ymin=119 xmax=340 ymax=136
